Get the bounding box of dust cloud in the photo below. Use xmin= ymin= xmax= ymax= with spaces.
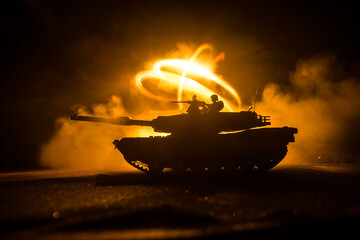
xmin=40 ymin=96 xmax=135 ymax=171
xmin=258 ymin=54 xmax=360 ymax=164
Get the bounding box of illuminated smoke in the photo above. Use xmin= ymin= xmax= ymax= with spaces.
xmin=258 ymin=54 xmax=360 ymax=164
xmin=40 ymin=96 xmax=132 ymax=171
xmin=134 ymin=44 xmax=241 ymax=112
xmin=40 ymin=45 xmax=360 ymax=170
xmin=41 ymin=44 xmax=238 ymax=170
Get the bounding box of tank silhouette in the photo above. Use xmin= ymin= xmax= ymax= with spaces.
xmin=71 ymin=97 xmax=297 ymax=174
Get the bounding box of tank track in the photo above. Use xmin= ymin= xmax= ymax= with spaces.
xmin=124 ymin=159 xmax=151 ymax=174
xmin=121 ymin=146 xmax=288 ymax=174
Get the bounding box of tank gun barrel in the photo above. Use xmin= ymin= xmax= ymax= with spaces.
xmin=171 ymin=100 xmax=190 ymax=104
xmin=70 ymin=114 xmax=153 ymax=127
xmin=171 ymin=100 xmax=206 ymax=105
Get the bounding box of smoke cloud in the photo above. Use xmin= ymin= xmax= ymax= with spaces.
xmin=4 ymin=1 xmax=359 ymax=172
xmin=40 ymin=49 xmax=360 ymax=171
xmin=258 ymin=54 xmax=360 ymax=164
xmin=40 ymin=96 xmax=134 ymax=171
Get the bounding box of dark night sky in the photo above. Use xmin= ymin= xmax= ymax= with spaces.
xmin=1 ymin=0 xmax=359 ymax=171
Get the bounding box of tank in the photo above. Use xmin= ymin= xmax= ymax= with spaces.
xmin=71 ymin=99 xmax=297 ymax=174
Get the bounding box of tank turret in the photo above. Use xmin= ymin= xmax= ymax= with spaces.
xmin=71 ymin=111 xmax=270 ymax=135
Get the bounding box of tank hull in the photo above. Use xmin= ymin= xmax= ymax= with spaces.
xmin=113 ymin=127 xmax=297 ymax=173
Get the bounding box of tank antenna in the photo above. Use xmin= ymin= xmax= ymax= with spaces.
xmin=253 ymin=86 xmax=259 ymax=112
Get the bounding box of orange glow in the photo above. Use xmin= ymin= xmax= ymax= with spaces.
xmin=40 ymin=44 xmax=243 ymax=171
xmin=135 ymin=44 xmax=241 ymax=112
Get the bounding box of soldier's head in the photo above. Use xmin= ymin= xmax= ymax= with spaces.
xmin=211 ymin=94 xmax=218 ymax=103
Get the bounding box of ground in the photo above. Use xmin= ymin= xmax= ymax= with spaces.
xmin=0 ymin=163 xmax=359 ymax=239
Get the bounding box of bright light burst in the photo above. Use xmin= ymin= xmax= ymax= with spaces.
xmin=135 ymin=44 xmax=241 ymax=112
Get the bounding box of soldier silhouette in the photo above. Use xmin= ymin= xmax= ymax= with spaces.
xmin=186 ymin=95 xmax=206 ymax=115
xmin=186 ymin=94 xmax=224 ymax=114
xmin=207 ymin=94 xmax=224 ymax=113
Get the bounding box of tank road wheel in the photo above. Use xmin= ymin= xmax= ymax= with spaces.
xmin=148 ymin=163 xmax=163 ymax=174
xmin=172 ymin=163 xmax=187 ymax=174
xmin=255 ymin=155 xmax=281 ymax=171
xmin=206 ymin=162 xmax=221 ymax=173
xmin=255 ymin=147 xmax=288 ymax=171
xmin=223 ymin=160 xmax=239 ymax=173
xmin=239 ymin=160 xmax=255 ymax=172
xmin=190 ymin=163 xmax=204 ymax=174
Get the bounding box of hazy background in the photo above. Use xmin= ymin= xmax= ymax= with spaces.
xmin=1 ymin=0 xmax=359 ymax=171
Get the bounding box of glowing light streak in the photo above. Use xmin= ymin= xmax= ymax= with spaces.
xmin=135 ymin=44 xmax=241 ymax=112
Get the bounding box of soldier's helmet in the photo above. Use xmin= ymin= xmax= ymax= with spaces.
xmin=211 ymin=94 xmax=218 ymax=102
